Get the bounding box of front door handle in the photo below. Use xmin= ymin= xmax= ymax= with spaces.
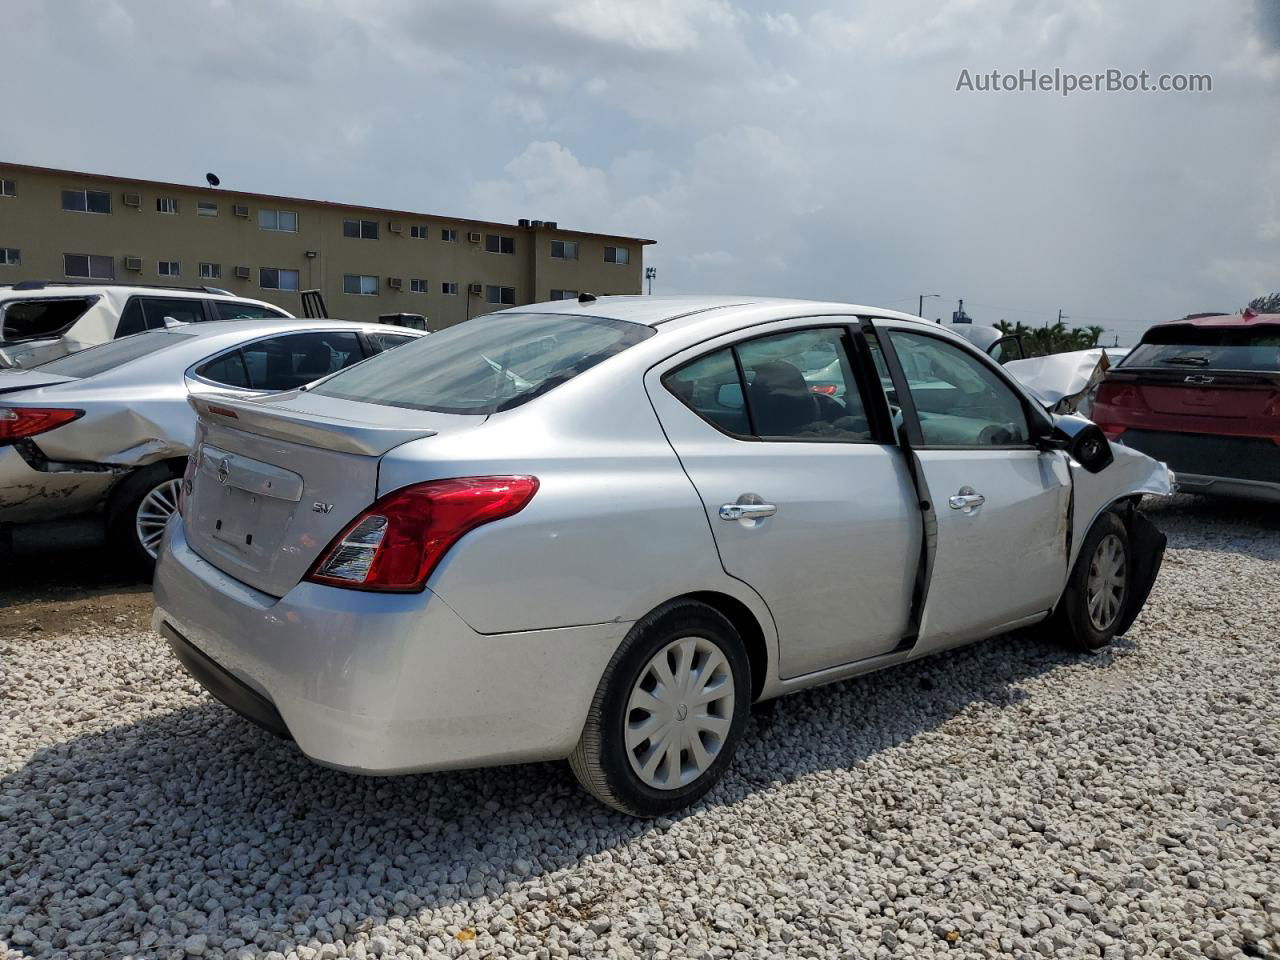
xmin=719 ymin=502 xmax=777 ymax=521
xmin=948 ymin=487 xmax=986 ymax=513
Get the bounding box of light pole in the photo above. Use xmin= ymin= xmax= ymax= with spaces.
xmin=918 ymin=293 xmax=940 ymax=318
xmin=645 ymin=266 xmax=656 ymax=295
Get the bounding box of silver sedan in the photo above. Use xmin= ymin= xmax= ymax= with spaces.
xmin=0 ymin=319 xmax=421 ymax=569
xmin=153 ymin=296 xmax=1172 ymax=816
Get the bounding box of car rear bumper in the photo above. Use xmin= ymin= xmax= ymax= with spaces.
xmin=152 ymin=518 xmax=630 ymax=774
xmin=1172 ymin=473 xmax=1280 ymax=503
xmin=0 ymin=443 xmax=118 ymax=524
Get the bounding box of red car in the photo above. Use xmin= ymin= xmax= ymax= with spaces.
xmin=1091 ymin=309 xmax=1280 ymax=502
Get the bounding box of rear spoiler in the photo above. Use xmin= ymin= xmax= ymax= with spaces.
xmin=188 ymin=392 xmax=437 ymax=457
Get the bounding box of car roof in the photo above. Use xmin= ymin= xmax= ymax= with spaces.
xmin=0 ymin=282 xmax=282 ymax=309
xmin=1156 ymin=311 xmax=1280 ymax=329
xmin=497 ymin=295 xmax=927 ymax=330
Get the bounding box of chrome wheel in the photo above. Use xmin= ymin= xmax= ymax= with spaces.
xmin=135 ymin=478 xmax=181 ymax=559
xmin=1086 ymin=532 xmax=1127 ymax=632
xmin=625 ymin=636 xmax=736 ymax=790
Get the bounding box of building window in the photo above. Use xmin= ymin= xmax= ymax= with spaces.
xmin=441 ymin=228 xmax=458 ymax=242
xmin=343 ymin=219 xmax=378 ymax=239
xmin=409 ymin=278 xmax=428 ymax=293
xmin=260 ymin=209 xmax=298 ymax=232
xmin=64 ymin=253 xmax=115 ymax=279
xmin=485 ymin=234 xmax=515 ymax=255
xmin=199 ymin=262 xmax=222 ymax=279
xmin=0 ymin=248 xmax=19 ymax=266
xmin=550 ymin=289 xmax=579 ymax=301
xmin=0 ymin=179 xmax=16 ymax=198
xmin=605 ymin=245 xmax=630 ymax=264
xmin=62 ymin=189 xmax=111 ymax=215
xmin=344 ymin=274 xmax=379 ymax=295
xmin=157 ymin=197 xmax=179 ymax=214
xmin=158 ymin=260 xmax=180 ymax=277
xmin=261 ymin=267 xmax=300 ymax=291
xmin=197 ymin=201 xmax=218 ymax=217
xmin=485 ymin=285 xmax=515 ymax=305
xmin=551 ymin=240 xmax=578 ymax=260
xmin=410 ymin=225 xmax=428 ymax=239
xmin=441 ymin=281 xmax=458 ymax=295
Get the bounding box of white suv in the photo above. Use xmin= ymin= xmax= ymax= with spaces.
xmin=0 ymin=282 xmax=294 ymax=368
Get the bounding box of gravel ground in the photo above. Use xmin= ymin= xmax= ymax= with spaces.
xmin=1 ymin=496 xmax=1278 ymax=960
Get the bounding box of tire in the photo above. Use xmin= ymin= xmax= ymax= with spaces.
xmin=106 ymin=463 xmax=183 ymax=577
xmin=1051 ymin=510 xmax=1131 ymax=651
xmin=569 ymin=599 xmax=752 ymax=817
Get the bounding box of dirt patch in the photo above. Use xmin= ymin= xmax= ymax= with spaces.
xmin=0 ymin=541 xmax=153 ymax=637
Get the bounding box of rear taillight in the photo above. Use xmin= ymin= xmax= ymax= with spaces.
xmin=0 ymin=407 xmax=82 ymax=442
xmin=305 ymin=476 xmax=539 ymax=592
xmin=809 ymin=384 xmax=838 ymax=396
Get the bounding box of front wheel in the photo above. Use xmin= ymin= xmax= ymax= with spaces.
xmin=569 ymin=600 xmax=751 ymax=817
xmin=1052 ymin=510 xmax=1131 ymax=651
xmin=106 ymin=464 xmax=183 ymax=577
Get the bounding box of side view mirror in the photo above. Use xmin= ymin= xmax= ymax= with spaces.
xmin=1039 ymin=414 xmax=1114 ymax=473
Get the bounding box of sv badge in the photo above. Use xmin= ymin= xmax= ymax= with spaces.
xmin=312 ymin=502 xmax=335 ymax=514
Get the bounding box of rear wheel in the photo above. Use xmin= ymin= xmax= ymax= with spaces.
xmin=106 ymin=464 xmax=183 ymax=577
xmin=1052 ymin=511 xmax=1131 ymax=651
xmin=569 ymin=600 xmax=751 ymax=817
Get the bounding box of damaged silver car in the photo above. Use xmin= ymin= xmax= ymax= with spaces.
xmin=0 ymin=319 xmax=422 ymax=569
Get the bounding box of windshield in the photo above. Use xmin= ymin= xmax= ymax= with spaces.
xmin=312 ymin=312 xmax=653 ymax=414
xmin=31 ymin=330 xmax=195 ymax=379
xmin=1123 ymin=324 xmax=1280 ymax=372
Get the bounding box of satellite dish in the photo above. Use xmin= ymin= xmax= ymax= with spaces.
xmin=206 ymin=172 xmax=221 ymax=187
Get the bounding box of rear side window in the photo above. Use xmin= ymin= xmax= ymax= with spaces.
xmin=664 ymin=327 xmax=873 ymax=442
xmin=369 ymin=332 xmax=418 ymax=352
xmin=1 ymin=296 xmax=97 ymax=343
xmin=312 ymin=312 xmax=653 ymax=414
xmin=116 ymin=297 xmax=208 ymax=337
xmin=213 ymin=301 xmax=290 ymax=321
xmin=33 ymin=331 xmax=194 ymax=378
xmin=1124 ymin=324 xmax=1280 ymax=372
xmin=199 ymin=331 xmax=366 ymax=391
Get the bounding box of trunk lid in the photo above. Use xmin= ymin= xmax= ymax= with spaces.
xmin=1099 ymin=368 xmax=1280 ymax=426
xmin=183 ymin=391 xmax=481 ymax=596
xmin=0 ymin=368 xmax=77 ymax=396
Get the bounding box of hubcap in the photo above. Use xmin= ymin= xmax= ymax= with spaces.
xmin=135 ymin=478 xmax=182 ymax=559
xmin=625 ymin=636 xmax=735 ymax=791
xmin=1085 ymin=532 xmax=1127 ymax=632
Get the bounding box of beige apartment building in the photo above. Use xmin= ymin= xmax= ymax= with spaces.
xmin=0 ymin=162 xmax=652 ymax=328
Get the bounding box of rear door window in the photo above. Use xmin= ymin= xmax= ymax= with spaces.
xmin=312 ymin=312 xmax=653 ymax=414
xmin=1 ymin=296 xmax=97 ymax=342
xmin=368 ymin=332 xmax=418 ymax=352
xmin=664 ymin=327 xmax=874 ymax=442
xmin=116 ymin=297 xmax=208 ymax=337
xmin=1124 ymin=325 xmax=1280 ymax=372
xmin=238 ymin=331 xmax=366 ymax=391
xmin=212 ymin=301 xmax=291 ymax=321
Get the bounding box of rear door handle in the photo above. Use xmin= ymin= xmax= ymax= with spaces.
xmin=719 ymin=502 xmax=777 ymax=521
xmin=948 ymin=489 xmax=986 ymax=513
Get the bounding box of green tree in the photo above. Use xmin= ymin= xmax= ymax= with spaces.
xmin=1246 ymin=292 xmax=1280 ymax=313
xmin=996 ymin=319 xmax=1108 ymax=357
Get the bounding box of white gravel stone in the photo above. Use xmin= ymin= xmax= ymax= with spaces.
xmin=1 ymin=497 xmax=1278 ymax=960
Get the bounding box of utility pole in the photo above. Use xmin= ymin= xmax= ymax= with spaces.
xmin=1057 ymin=308 xmax=1068 ymax=326
xmin=918 ymin=293 xmax=940 ymax=317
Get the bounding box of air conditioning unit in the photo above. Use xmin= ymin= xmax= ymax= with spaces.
xmin=233 ymin=204 xmax=250 ymax=218
xmin=518 ymin=218 xmax=530 ymax=228
xmin=123 ymin=192 xmax=141 ymax=208
xmin=234 ymin=265 xmax=251 ymax=280
xmin=388 ymin=221 xmax=402 ymax=234
xmin=124 ymin=256 xmax=142 ymax=271
xmin=468 ymin=282 xmax=483 ymax=295
xmin=388 ymin=277 xmax=403 ymax=290
xmin=530 ymin=220 xmax=544 ymax=228
xmin=545 ymin=221 xmax=558 ymax=229
xmin=467 ymin=231 xmax=482 ymax=243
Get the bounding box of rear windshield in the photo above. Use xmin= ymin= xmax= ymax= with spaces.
xmin=1123 ymin=324 xmax=1280 ymax=372
xmin=33 ymin=330 xmax=195 ymax=379
xmin=312 ymin=312 xmax=653 ymax=414
xmin=1 ymin=296 xmax=97 ymax=343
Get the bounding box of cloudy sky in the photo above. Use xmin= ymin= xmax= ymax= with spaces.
xmin=3 ymin=0 xmax=1278 ymax=341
